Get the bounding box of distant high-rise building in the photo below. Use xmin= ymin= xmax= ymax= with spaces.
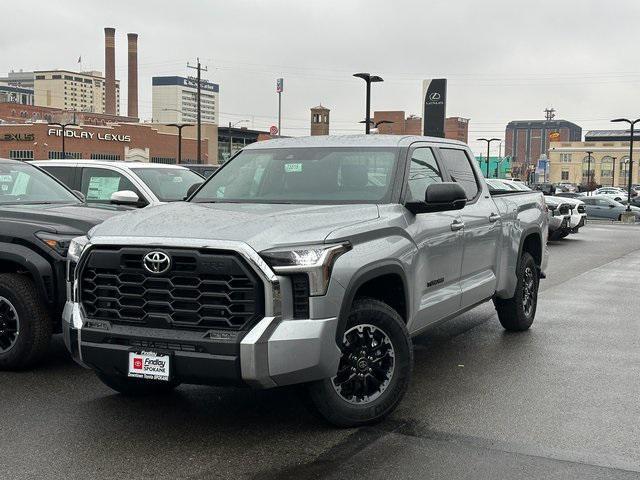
xmin=32 ymin=70 xmax=120 ymax=115
xmin=310 ymin=105 xmax=330 ymax=135
xmin=505 ymin=116 xmax=581 ymax=178
xmin=152 ymin=76 xmax=219 ymax=124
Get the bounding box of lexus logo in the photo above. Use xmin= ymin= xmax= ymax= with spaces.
xmin=143 ymin=251 xmax=171 ymax=274
xmin=429 ymin=92 xmax=441 ymax=101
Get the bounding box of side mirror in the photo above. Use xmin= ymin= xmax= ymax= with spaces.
xmin=184 ymin=182 xmax=203 ymax=200
xmin=72 ymin=190 xmax=86 ymax=202
xmin=405 ymin=182 xmax=467 ymax=215
xmin=110 ymin=190 xmax=140 ymax=206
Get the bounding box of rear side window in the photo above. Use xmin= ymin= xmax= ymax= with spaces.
xmin=440 ymin=148 xmax=479 ymax=200
xmin=407 ymin=147 xmax=443 ymax=201
xmin=40 ymin=166 xmax=76 ymax=189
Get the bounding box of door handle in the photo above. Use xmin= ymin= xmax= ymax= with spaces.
xmin=489 ymin=213 xmax=501 ymax=223
xmin=450 ymin=219 xmax=465 ymax=231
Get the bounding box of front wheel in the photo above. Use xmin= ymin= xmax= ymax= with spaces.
xmin=0 ymin=273 xmax=52 ymax=370
xmin=307 ymin=298 xmax=413 ymax=427
xmin=494 ymin=252 xmax=539 ymax=331
xmin=96 ymin=371 xmax=180 ymax=396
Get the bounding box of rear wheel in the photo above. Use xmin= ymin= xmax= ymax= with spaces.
xmin=96 ymin=371 xmax=180 ymax=396
xmin=307 ymin=298 xmax=413 ymax=427
xmin=0 ymin=273 xmax=52 ymax=370
xmin=494 ymin=252 xmax=539 ymax=331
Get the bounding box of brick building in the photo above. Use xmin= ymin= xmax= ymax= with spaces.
xmin=0 ymin=102 xmax=137 ymax=126
xmin=505 ymin=119 xmax=582 ymax=178
xmin=444 ymin=117 xmax=469 ymax=143
xmin=0 ymin=122 xmax=208 ymax=164
xmin=373 ymin=111 xmax=469 ymax=142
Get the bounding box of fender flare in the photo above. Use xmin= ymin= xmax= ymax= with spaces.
xmin=517 ymin=227 xmax=543 ymax=269
xmin=0 ymin=243 xmax=55 ymax=305
xmin=335 ymin=260 xmax=410 ymax=343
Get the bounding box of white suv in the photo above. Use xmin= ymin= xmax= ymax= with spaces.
xmin=31 ymin=160 xmax=204 ymax=208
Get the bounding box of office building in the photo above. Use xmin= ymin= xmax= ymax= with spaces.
xmin=152 ymin=76 xmax=219 ymax=124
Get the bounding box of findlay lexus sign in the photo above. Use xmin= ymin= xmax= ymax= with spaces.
xmin=47 ymin=128 xmax=131 ymax=143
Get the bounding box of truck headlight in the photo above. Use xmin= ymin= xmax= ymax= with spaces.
xmin=35 ymin=232 xmax=79 ymax=257
xmin=260 ymin=243 xmax=351 ymax=296
xmin=68 ymin=235 xmax=89 ymax=263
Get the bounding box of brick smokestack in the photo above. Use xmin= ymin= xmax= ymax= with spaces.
xmin=127 ymin=33 xmax=138 ymax=119
xmin=104 ymin=27 xmax=116 ymax=115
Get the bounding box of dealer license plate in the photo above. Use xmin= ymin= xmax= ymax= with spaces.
xmin=128 ymin=351 xmax=170 ymax=381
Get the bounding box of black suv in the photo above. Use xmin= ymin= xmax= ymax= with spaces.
xmin=0 ymin=159 xmax=127 ymax=369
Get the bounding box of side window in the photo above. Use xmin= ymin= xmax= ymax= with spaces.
xmin=81 ymin=168 xmax=141 ymax=203
xmin=596 ymin=199 xmax=611 ymax=207
xmin=40 ymin=166 xmax=76 ymax=189
xmin=407 ymin=147 xmax=443 ymax=201
xmin=439 ymin=148 xmax=480 ymax=200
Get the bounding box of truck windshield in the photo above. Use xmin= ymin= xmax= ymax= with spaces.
xmin=0 ymin=162 xmax=80 ymax=205
xmin=130 ymin=167 xmax=203 ymax=202
xmin=191 ymin=147 xmax=398 ymax=204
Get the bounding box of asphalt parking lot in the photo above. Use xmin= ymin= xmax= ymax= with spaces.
xmin=2 ymin=222 xmax=640 ymax=480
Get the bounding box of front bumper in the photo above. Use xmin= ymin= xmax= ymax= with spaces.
xmin=63 ymin=301 xmax=340 ymax=388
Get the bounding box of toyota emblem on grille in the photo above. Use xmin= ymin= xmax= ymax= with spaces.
xmin=143 ymin=251 xmax=171 ymax=274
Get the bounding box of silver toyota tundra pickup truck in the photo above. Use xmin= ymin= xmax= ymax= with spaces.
xmin=63 ymin=135 xmax=548 ymax=426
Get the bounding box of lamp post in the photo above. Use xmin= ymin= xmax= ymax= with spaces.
xmin=167 ymin=123 xmax=193 ymax=164
xmin=611 ymin=118 xmax=640 ymax=210
xmin=227 ymin=120 xmax=249 ymax=160
xmin=477 ymin=138 xmax=501 ymax=178
xmin=585 ymin=150 xmax=593 ymax=191
xmin=48 ymin=122 xmax=78 ymax=159
xmin=353 ymin=73 xmax=383 ymax=134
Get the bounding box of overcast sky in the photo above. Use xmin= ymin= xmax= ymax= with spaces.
xmin=2 ymin=0 xmax=639 ymax=154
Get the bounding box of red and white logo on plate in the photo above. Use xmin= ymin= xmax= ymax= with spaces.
xmin=133 ymin=357 xmax=143 ymax=370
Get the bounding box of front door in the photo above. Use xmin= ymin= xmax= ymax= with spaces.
xmin=403 ymin=145 xmax=463 ymax=333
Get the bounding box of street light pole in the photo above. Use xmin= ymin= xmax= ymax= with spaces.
xmin=477 ymin=138 xmax=501 ymax=178
xmin=167 ymin=123 xmax=193 ymax=164
xmin=585 ymin=151 xmax=593 ymax=190
xmin=48 ymin=122 xmax=78 ymax=159
xmin=353 ymin=73 xmax=384 ymax=134
xmin=611 ymin=118 xmax=640 ymax=211
xmin=227 ymin=120 xmax=249 ymax=161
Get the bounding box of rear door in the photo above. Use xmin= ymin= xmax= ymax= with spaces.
xmin=79 ymin=166 xmax=148 ymax=207
xmin=439 ymin=147 xmax=501 ymax=307
xmin=402 ymin=144 xmax=463 ymax=332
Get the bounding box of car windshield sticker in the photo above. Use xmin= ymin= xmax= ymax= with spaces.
xmin=284 ymin=163 xmax=302 ymax=173
xmin=10 ymin=172 xmax=30 ymax=195
xmin=86 ymin=176 xmax=121 ymax=200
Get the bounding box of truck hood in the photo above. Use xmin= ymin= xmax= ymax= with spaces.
xmin=89 ymin=202 xmax=380 ymax=251
xmin=0 ymin=202 xmax=128 ymax=235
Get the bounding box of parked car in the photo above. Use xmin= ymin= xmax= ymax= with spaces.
xmin=64 ymin=134 xmax=548 ymax=427
xmin=585 ymin=187 xmax=635 ymax=202
xmin=497 ymin=180 xmax=586 ymax=238
xmin=532 ymin=183 xmax=555 ymax=195
xmin=578 ymin=195 xmax=640 ymax=221
xmin=0 ymin=159 xmax=129 ymax=369
xmin=554 ymin=192 xmax=583 ymax=199
xmin=30 ymin=160 xmax=204 ymax=208
xmin=543 ymin=197 xmax=578 ymax=240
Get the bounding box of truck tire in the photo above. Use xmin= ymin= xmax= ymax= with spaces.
xmin=0 ymin=273 xmax=52 ymax=370
xmin=96 ymin=371 xmax=180 ymax=396
xmin=494 ymin=252 xmax=539 ymax=331
xmin=307 ymin=298 xmax=413 ymax=427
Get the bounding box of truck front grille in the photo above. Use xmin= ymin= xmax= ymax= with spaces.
xmin=80 ymin=247 xmax=264 ymax=331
